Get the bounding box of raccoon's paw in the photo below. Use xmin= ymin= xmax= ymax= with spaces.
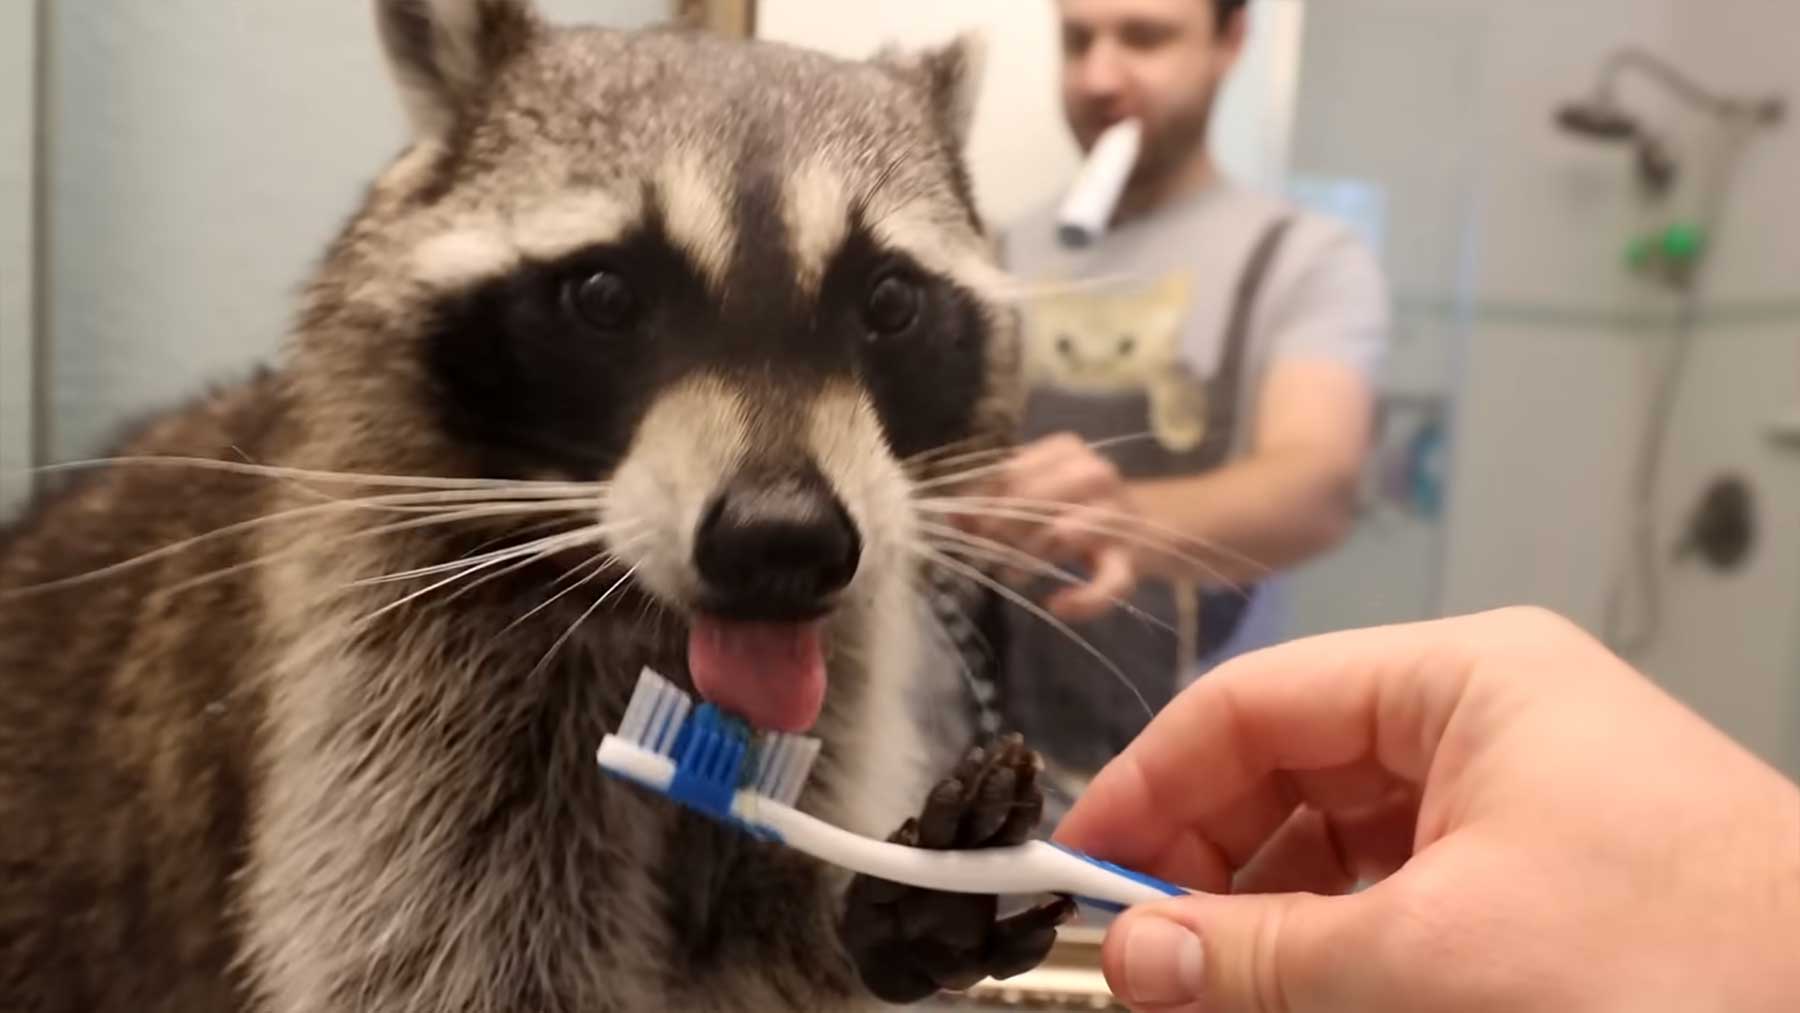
xmin=839 ymin=734 xmax=1077 ymax=1004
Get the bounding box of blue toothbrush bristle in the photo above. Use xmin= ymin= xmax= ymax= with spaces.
xmin=668 ymin=703 xmax=750 ymax=815
xmin=616 ymin=668 xmax=821 ymax=810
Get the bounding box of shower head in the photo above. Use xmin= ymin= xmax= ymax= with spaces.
xmin=1556 ymin=47 xmax=1787 ymax=137
xmin=1554 ymin=48 xmax=1783 ymax=195
xmin=1556 ymin=93 xmax=1675 ymax=193
xmin=1556 ymin=99 xmax=1640 ymax=142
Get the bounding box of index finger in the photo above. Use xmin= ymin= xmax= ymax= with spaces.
xmin=1050 ymin=612 xmax=1506 ymax=883
xmin=1045 ymin=545 xmax=1134 ymax=621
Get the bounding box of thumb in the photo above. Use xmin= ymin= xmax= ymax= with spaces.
xmin=1100 ymin=892 xmax=1364 ymax=1012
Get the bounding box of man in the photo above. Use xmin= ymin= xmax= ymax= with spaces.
xmin=965 ymin=0 xmax=1391 ymax=819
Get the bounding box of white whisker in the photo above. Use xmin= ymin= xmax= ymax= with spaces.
xmin=919 ymin=521 xmax=1175 ymax=637
xmin=917 ymin=497 xmax=1264 ymax=590
xmin=901 ymin=436 xmax=1009 ymax=473
xmin=31 ymin=455 xmax=604 ymax=493
xmin=351 ymin=514 xmax=624 ymax=587
xmin=910 ymin=545 xmax=1154 ymax=722
xmin=459 ymin=515 xmax=590 ymax=561
xmin=437 ymin=525 xmax=627 ymax=607
xmin=352 ymin=528 xmax=605 ymax=630
xmin=909 ymin=432 xmax=1163 ymax=494
xmin=528 ymin=563 xmax=642 ymax=679
xmin=145 ymin=502 xmax=599 ymax=601
xmin=912 ymin=574 xmax=986 ymax=711
xmin=500 ymin=534 xmax=650 ymax=635
xmin=1 ymin=489 xmax=601 ymax=600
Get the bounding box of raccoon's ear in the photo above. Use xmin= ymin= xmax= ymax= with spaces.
xmin=374 ymin=0 xmax=540 ymax=139
xmin=876 ymin=31 xmax=987 ymax=152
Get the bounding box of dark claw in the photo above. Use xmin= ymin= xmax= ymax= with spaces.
xmin=918 ymin=779 xmax=966 ymax=849
xmin=915 ymin=941 xmax=990 ymax=992
xmin=997 ymin=790 xmax=1043 ymax=845
xmin=985 ymin=927 xmax=1058 ymax=981
xmin=962 ymin=764 xmax=1016 ymax=844
xmin=985 ymin=896 xmax=1076 ymax=980
xmin=840 ymin=735 xmax=1069 ymax=1003
xmin=845 ymin=873 xmax=908 ymax=911
xmin=855 ymin=944 xmax=938 ymax=1005
xmin=950 ymin=744 xmax=988 ymax=785
xmin=898 ymin=890 xmax=993 ymax=951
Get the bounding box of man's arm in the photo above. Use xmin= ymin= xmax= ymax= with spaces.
xmin=1128 ymin=356 xmax=1374 ymax=588
xmin=983 ymin=224 xmax=1389 ymax=620
xmin=986 ymin=357 xmax=1374 ymax=618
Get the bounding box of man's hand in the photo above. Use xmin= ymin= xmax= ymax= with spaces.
xmin=1053 ymin=608 xmax=1800 ymax=1012
xmin=957 ymin=433 xmax=1141 ymax=622
xmin=948 ymin=359 xmax=1376 ymax=622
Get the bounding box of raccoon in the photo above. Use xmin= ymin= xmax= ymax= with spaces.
xmin=0 ymin=3 xmax=1072 ymax=1011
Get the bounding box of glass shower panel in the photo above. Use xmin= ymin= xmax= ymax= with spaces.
xmin=1280 ymin=0 xmax=1488 ymax=637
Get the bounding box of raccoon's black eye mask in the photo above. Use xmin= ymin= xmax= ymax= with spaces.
xmin=420 ymin=219 xmax=992 ymax=479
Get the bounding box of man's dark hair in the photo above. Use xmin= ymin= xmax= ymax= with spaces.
xmin=1215 ymin=0 xmax=1249 ymax=29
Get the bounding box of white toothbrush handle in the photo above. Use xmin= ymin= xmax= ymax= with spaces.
xmin=743 ymin=794 xmax=1189 ymax=909
xmin=595 ymin=735 xmax=1189 ymax=909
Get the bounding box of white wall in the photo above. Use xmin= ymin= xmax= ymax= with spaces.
xmin=756 ymin=0 xmax=1302 ymax=228
xmin=0 ymin=0 xmax=36 ymax=516
xmin=1279 ymin=0 xmax=1489 ymax=638
xmin=41 ymin=0 xmax=672 ymax=464
xmin=756 ymin=0 xmax=1078 ymax=229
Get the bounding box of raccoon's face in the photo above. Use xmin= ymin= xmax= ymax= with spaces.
xmin=294 ymin=2 xmax=1021 ymax=733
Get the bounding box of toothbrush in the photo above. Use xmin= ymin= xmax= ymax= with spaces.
xmin=595 ymin=667 xmax=1191 ymax=912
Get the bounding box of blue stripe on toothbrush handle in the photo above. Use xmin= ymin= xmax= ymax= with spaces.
xmin=1047 ymin=842 xmax=1187 ymax=912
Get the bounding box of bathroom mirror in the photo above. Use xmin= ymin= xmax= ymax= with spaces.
xmin=4 ymin=2 xmax=1799 ymax=1011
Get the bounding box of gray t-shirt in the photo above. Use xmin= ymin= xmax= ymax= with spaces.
xmin=993 ymin=177 xmax=1390 ymax=784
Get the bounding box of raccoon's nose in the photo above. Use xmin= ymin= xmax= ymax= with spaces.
xmin=693 ymin=468 xmax=861 ymax=620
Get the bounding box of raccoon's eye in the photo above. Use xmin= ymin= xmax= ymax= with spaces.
xmin=864 ymin=274 xmax=922 ymax=337
xmin=564 ymin=270 xmax=638 ymax=331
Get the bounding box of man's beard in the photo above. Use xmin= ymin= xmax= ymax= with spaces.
xmin=1128 ymin=85 xmax=1217 ymax=193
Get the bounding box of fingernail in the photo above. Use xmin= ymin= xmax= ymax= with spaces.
xmin=1121 ymin=916 xmax=1205 ymax=1004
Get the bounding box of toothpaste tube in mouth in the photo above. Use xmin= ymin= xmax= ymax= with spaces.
xmin=1056 ymin=118 xmax=1143 ymax=248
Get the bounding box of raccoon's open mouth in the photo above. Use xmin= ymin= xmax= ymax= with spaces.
xmin=682 ymin=467 xmax=861 ymax=733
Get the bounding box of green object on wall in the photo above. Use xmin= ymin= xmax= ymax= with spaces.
xmin=1624 ymin=223 xmax=1706 ymax=276
xmin=1661 ymin=222 xmax=1705 ymax=264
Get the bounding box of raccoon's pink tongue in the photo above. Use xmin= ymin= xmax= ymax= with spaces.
xmin=687 ymin=618 xmax=827 ymax=733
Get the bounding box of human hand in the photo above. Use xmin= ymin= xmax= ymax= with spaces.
xmin=955 ymin=433 xmax=1139 ymax=621
xmin=1052 ymin=607 xmax=1800 ymax=1012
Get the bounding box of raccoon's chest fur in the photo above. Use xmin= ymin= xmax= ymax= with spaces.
xmin=241 ymin=547 xmax=882 ymax=1013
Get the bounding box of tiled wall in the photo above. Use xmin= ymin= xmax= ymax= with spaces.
xmin=1285 ymin=0 xmax=1800 ymax=775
